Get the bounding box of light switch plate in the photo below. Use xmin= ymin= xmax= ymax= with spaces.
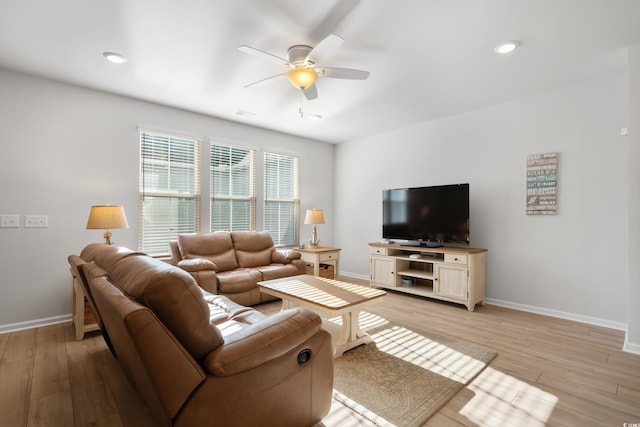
xmin=24 ymin=215 xmax=48 ymax=228
xmin=0 ymin=215 xmax=19 ymax=228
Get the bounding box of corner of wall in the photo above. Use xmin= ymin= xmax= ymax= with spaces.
xmin=625 ymin=42 xmax=640 ymax=353
xmin=624 ymin=336 xmax=640 ymax=355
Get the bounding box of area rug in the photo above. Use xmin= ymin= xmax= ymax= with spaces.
xmin=331 ymin=312 xmax=496 ymax=427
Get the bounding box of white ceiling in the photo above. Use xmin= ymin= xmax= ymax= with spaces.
xmin=1 ymin=0 xmax=639 ymax=144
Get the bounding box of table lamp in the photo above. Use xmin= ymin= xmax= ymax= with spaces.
xmin=86 ymin=205 xmax=129 ymax=245
xmin=304 ymin=209 xmax=325 ymax=247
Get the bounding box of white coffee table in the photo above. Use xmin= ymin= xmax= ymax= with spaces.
xmin=258 ymin=274 xmax=386 ymax=357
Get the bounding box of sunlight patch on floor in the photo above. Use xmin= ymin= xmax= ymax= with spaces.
xmin=327 ymin=311 xmax=390 ymax=330
xmin=368 ymin=324 xmax=488 ymax=384
xmin=330 ymin=390 xmax=391 ymax=427
xmin=459 ymin=366 xmax=558 ymax=426
xmin=329 ymin=311 xmax=488 ymax=383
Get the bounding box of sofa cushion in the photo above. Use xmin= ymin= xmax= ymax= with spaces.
xmin=201 ymin=292 xmax=257 ymax=325
xmin=108 ymin=254 xmax=224 ymax=360
xmin=80 ymin=242 xmax=143 ymax=267
xmin=92 ymin=245 xmax=146 ymax=272
xmin=178 ymin=232 xmax=239 ymax=272
xmin=231 ymin=231 xmax=274 ymax=268
xmin=79 ymin=242 xmax=110 ymax=262
xmin=217 ymin=268 xmax=263 ymax=294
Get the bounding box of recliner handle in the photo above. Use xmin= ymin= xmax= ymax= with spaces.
xmin=297 ymin=349 xmax=312 ymax=365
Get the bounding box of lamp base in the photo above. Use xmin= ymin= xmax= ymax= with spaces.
xmin=103 ymin=229 xmax=112 ymax=245
xmin=309 ymin=226 xmax=320 ymax=247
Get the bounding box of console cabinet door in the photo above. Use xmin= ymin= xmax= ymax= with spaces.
xmin=434 ymin=264 xmax=468 ymax=301
xmin=371 ymin=256 xmax=395 ymax=287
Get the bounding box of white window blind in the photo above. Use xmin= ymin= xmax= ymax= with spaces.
xmin=211 ymin=144 xmax=256 ymax=231
xmin=139 ymin=131 xmax=200 ymax=256
xmin=264 ymin=151 xmax=300 ymax=246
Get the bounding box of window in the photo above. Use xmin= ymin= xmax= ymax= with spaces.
xmin=211 ymin=144 xmax=256 ymax=231
xmin=264 ymin=151 xmax=300 ymax=246
xmin=139 ymin=131 xmax=301 ymax=253
xmin=139 ymin=131 xmax=200 ymax=256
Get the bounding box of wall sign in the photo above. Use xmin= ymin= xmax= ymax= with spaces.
xmin=526 ymin=152 xmax=558 ymax=215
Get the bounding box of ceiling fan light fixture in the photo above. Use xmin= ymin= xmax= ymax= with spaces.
xmin=286 ymin=67 xmax=318 ymax=89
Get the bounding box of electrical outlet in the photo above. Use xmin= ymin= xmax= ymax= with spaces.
xmin=24 ymin=215 xmax=48 ymax=228
xmin=0 ymin=215 xmax=19 ymax=228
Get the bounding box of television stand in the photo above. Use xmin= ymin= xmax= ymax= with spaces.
xmin=369 ymin=242 xmax=487 ymax=311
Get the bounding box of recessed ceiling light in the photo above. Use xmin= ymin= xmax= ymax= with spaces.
xmin=308 ymin=115 xmax=322 ymax=121
xmin=103 ymin=51 xmax=127 ymax=64
xmin=494 ymin=41 xmax=520 ymax=55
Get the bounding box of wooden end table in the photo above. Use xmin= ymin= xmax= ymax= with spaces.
xmin=296 ymin=246 xmax=341 ymax=279
xmin=258 ymin=274 xmax=386 ymax=357
xmin=70 ymin=268 xmax=99 ymax=340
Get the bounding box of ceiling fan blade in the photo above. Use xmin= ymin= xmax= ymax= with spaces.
xmin=244 ymin=73 xmax=285 ymax=89
xmin=319 ymin=67 xmax=370 ymax=80
xmin=303 ymin=84 xmax=318 ymax=100
xmin=305 ymin=34 xmax=344 ymax=65
xmin=238 ymin=45 xmax=289 ymax=66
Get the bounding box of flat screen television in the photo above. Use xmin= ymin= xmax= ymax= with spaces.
xmin=382 ymin=183 xmax=469 ymax=247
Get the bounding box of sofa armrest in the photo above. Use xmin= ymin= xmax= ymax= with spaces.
xmin=169 ymin=240 xmax=182 ymax=265
xmin=272 ymin=249 xmax=301 ymax=264
xmin=175 ymin=259 xmax=219 ymax=295
xmin=203 ymin=307 xmax=322 ymax=376
xmin=177 ymin=258 xmax=217 ymax=272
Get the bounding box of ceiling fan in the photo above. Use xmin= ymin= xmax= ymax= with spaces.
xmin=238 ymin=34 xmax=370 ymax=101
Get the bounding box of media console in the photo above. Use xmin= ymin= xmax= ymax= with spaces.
xmin=369 ymin=242 xmax=487 ymax=311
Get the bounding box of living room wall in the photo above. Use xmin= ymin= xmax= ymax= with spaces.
xmin=334 ymin=72 xmax=630 ymax=331
xmin=0 ymin=69 xmax=335 ymax=330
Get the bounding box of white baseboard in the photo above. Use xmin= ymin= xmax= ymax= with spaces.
xmin=0 ymin=314 xmax=71 ymax=335
xmin=341 ymin=271 xmax=369 ymax=281
xmin=485 ymin=298 xmax=627 ymax=331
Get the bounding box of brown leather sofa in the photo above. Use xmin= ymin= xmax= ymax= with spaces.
xmin=170 ymin=231 xmax=305 ymax=306
xmin=71 ymin=243 xmax=333 ymax=427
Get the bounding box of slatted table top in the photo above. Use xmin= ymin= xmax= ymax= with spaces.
xmin=258 ymin=274 xmax=386 ymax=311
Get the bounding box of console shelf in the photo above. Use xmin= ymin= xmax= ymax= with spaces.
xmin=396 ymin=283 xmax=434 ymax=298
xmin=369 ymin=242 xmax=487 ymax=311
xmin=397 ymin=269 xmax=434 ymax=280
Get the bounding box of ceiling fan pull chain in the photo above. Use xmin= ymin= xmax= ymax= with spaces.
xmin=299 ymin=90 xmax=304 ymax=118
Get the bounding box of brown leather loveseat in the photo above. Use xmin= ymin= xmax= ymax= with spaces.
xmin=170 ymin=231 xmax=305 ymax=306
xmin=70 ymin=243 xmax=333 ymax=427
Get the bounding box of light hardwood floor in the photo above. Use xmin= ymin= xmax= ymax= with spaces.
xmin=1 ymin=277 xmax=639 ymax=427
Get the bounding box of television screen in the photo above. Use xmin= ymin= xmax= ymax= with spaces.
xmin=382 ymin=184 xmax=469 ymax=246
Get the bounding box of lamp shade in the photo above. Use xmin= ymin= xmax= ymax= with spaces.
xmin=304 ymin=209 xmax=325 ymax=225
xmin=86 ymin=205 xmax=129 ymax=229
